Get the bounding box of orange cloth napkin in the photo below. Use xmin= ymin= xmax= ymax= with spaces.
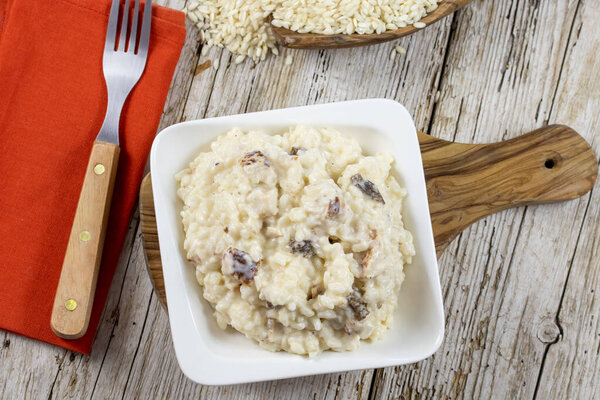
xmin=0 ymin=0 xmax=185 ymax=353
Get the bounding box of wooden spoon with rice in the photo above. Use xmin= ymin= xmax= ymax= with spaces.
xmin=270 ymin=0 xmax=473 ymax=49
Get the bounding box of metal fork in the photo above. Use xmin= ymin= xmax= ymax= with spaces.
xmin=51 ymin=0 xmax=152 ymax=340
xmin=98 ymin=0 xmax=152 ymax=143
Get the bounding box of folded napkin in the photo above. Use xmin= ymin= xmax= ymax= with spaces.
xmin=0 ymin=0 xmax=185 ymax=354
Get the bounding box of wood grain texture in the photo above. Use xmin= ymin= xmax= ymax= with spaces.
xmin=422 ymin=125 xmax=598 ymax=254
xmin=140 ymin=174 xmax=165 ymax=308
xmin=51 ymin=141 xmax=120 ymax=339
xmin=271 ymin=0 xmax=473 ymax=49
xmin=2 ymin=0 xmax=600 ymax=398
xmin=371 ymin=1 xmax=598 ymax=399
xmin=532 ymin=1 xmax=600 ymax=397
xmin=139 ymin=124 xmax=597 ymax=308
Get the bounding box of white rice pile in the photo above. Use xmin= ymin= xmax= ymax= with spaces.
xmin=186 ymin=0 xmax=442 ymax=63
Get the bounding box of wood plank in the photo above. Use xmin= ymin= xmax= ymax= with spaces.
xmin=371 ymin=0 xmax=590 ymax=398
xmin=122 ymin=292 xmax=373 ymax=399
xmin=47 ymin=210 xmax=142 ymax=400
xmin=0 ymin=207 xmax=140 ymax=400
xmin=534 ymin=0 xmax=600 ymax=396
xmin=0 ymin=338 xmax=63 ymax=399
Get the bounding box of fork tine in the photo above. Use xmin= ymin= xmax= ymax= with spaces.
xmin=128 ymin=0 xmax=140 ymax=53
xmin=117 ymin=0 xmax=130 ymax=52
xmin=105 ymin=0 xmax=120 ymax=51
xmin=138 ymin=0 xmax=152 ymax=56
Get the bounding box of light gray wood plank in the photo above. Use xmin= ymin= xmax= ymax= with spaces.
xmin=534 ymin=0 xmax=600 ymax=397
xmin=0 ymin=207 xmax=140 ymax=400
xmin=182 ymin=16 xmax=453 ymax=127
xmin=45 ymin=210 xmax=141 ymax=400
xmin=122 ymin=294 xmax=373 ymax=399
xmin=0 ymin=338 xmax=62 ymax=400
xmin=371 ymin=0 xmax=591 ymax=398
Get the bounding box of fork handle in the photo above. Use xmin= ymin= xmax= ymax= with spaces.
xmin=51 ymin=141 xmax=120 ymax=339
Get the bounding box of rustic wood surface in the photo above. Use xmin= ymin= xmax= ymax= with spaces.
xmin=271 ymin=0 xmax=473 ymax=49
xmin=1 ymin=0 xmax=599 ymax=399
xmin=139 ymin=125 xmax=598 ymax=309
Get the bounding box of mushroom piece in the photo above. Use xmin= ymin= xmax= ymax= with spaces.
xmin=289 ymin=239 xmax=315 ymax=258
xmin=327 ymin=197 xmax=341 ymax=217
xmin=355 ymin=241 xmax=381 ymax=277
xmin=222 ymin=247 xmax=260 ymax=284
xmin=346 ymin=289 xmax=369 ymax=321
xmin=239 ymin=150 xmax=271 ymax=167
xmin=289 ymin=146 xmax=307 ymax=156
xmin=351 ymin=174 xmax=385 ymax=204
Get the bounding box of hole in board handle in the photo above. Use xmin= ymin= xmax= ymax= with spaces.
xmin=544 ymin=159 xmax=555 ymax=169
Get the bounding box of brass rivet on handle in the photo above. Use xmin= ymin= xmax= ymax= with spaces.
xmin=65 ymin=299 xmax=77 ymax=311
xmin=94 ymin=163 xmax=106 ymax=175
xmin=79 ymin=230 xmax=91 ymax=242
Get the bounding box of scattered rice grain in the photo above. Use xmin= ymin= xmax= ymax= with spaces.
xmin=395 ymin=45 xmax=406 ymax=55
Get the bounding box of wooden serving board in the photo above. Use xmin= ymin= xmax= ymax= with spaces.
xmin=139 ymin=125 xmax=598 ymax=308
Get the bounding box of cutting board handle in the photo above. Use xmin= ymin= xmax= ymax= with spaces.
xmin=419 ymin=125 xmax=598 ymax=255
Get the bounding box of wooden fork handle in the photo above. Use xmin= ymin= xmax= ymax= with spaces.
xmin=419 ymin=125 xmax=598 ymax=255
xmin=51 ymin=141 xmax=119 ymax=339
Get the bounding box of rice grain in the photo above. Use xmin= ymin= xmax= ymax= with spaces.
xmin=185 ymin=0 xmax=442 ymax=63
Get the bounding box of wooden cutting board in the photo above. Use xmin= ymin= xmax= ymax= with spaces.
xmin=139 ymin=125 xmax=598 ymax=309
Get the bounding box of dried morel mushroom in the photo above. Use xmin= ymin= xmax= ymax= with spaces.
xmin=327 ymin=197 xmax=341 ymax=217
xmin=289 ymin=146 xmax=307 ymax=156
xmin=240 ymin=150 xmax=271 ymax=167
xmin=289 ymin=239 xmax=315 ymax=258
xmin=346 ymin=289 xmax=369 ymax=320
xmin=223 ymin=247 xmax=260 ymax=284
xmin=351 ymin=174 xmax=385 ymax=204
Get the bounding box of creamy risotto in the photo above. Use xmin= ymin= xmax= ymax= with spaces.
xmin=176 ymin=126 xmax=415 ymax=356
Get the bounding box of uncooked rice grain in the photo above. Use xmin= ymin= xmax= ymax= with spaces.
xmin=185 ymin=0 xmax=442 ymax=63
xmin=395 ymin=45 xmax=406 ymax=54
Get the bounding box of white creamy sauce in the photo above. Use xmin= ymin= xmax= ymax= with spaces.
xmin=176 ymin=126 xmax=415 ymax=356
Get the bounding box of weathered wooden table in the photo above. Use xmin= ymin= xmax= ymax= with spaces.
xmin=2 ymin=0 xmax=598 ymax=398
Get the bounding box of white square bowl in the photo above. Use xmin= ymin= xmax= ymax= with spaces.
xmin=150 ymin=99 xmax=444 ymax=385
